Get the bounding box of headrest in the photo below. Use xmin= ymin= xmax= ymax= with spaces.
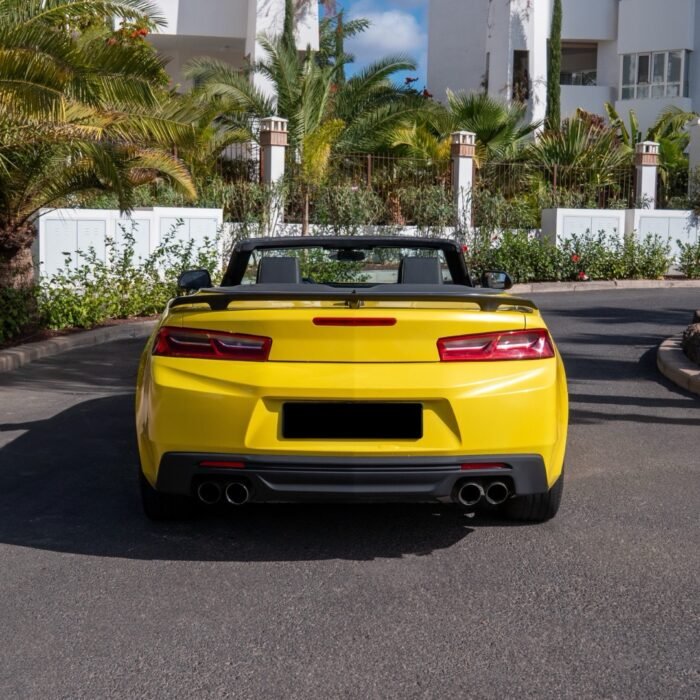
xmin=256 ymin=256 xmax=301 ymax=284
xmin=398 ymin=256 xmax=443 ymax=284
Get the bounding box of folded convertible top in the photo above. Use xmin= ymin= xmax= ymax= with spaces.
xmin=168 ymin=284 xmax=539 ymax=312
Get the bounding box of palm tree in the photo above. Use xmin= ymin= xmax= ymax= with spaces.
xmin=0 ymin=0 xmax=197 ymax=289
xmin=186 ymin=32 xmax=416 ymax=233
xmin=605 ymin=103 xmax=698 ymax=203
xmin=388 ymin=91 xmax=538 ymax=169
xmin=525 ymin=117 xmax=630 ymax=206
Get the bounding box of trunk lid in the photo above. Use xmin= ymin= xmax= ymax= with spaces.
xmin=165 ymin=300 xmax=529 ymax=363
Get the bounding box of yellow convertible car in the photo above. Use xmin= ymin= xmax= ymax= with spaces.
xmin=135 ymin=237 xmax=567 ymax=521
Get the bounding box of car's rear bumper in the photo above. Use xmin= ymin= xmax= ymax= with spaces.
xmin=155 ymin=452 xmax=550 ymax=502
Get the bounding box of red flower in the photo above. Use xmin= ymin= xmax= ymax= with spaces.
xmin=577 ymin=270 xmax=588 ymax=280
xmin=461 ymin=244 xmax=469 ymax=253
xmin=571 ymin=254 xmax=580 ymax=263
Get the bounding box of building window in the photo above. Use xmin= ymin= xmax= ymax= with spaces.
xmin=620 ymin=51 xmax=688 ymax=100
xmin=560 ymin=43 xmax=597 ymax=86
xmin=512 ymin=50 xmax=529 ymax=102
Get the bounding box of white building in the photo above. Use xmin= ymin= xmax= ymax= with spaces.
xmin=428 ymin=0 xmax=700 ymax=132
xmin=149 ymin=0 xmax=319 ymax=94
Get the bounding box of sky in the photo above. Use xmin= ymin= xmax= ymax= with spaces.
xmin=331 ymin=1 xmax=429 ymax=88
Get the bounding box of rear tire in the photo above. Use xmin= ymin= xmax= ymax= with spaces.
xmin=504 ymin=471 xmax=564 ymax=522
xmin=139 ymin=469 xmax=194 ymax=521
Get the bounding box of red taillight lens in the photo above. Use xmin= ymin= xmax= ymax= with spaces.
xmin=153 ymin=326 xmax=271 ymax=361
xmin=437 ymin=328 xmax=555 ymax=362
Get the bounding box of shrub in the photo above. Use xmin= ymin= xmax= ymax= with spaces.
xmin=395 ymin=186 xmax=454 ymax=234
xmin=38 ymin=223 xmax=224 ymax=330
xmin=311 ymin=185 xmax=386 ymax=235
xmin=677 ymin=239 xmax=700 ymax=278
xmin=0 ymin=287 xmax=37 ymax=343
xmin=466 ymin=229 xmax=673 ymax=284
xmin=559 ymin=231 xmax=671 ymax=280
xmin=466 ymin=231 xmax=563 ymax=284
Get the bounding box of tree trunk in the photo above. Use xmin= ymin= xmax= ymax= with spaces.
xmin=0 ymin=224 xmax=36 ymax=290
xmin=302 ymin=190 xmax=310 ymax=235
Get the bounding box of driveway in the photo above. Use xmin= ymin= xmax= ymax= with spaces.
xmin=0 ymin=289 xmax=698 ymax=699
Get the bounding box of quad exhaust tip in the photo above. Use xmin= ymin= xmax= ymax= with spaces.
xmin=224 ymin=482 xmax=250 ymax=506
xmin=485 ymin=481 xmax=510 ymax=506
xmin=197 ymin=481 xmax=222 ymax=505
xmin=457 ymin=482 xmax=484 ymax=507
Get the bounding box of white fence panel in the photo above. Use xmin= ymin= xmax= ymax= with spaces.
xmin=35 ymin=207 xmax=223 ymax=277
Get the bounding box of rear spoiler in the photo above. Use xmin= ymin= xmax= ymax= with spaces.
xmin=168 ymin=284 xmax=539 ymax=313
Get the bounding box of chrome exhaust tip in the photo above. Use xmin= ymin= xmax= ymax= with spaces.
xmin=485 ymin=481 xmax=510 ymax=506
xmin=224 ymin=482 xmax=250 ymax=506
xmin=197 ymin=481 xmax=222 ymax=505
xmin=457 ymin=482 xmax=484 ymax=507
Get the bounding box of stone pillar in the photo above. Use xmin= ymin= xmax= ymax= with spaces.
xmin=260 ymin=116 xmax=288 ymax=233
xmin=451 ymin=131 xmax=476 ymax=228
xmin=635 ymin=141 xmax=660 ymax=209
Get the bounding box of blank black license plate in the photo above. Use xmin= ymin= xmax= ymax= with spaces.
xmin=282 ymin=402 xmax=423 ymax=439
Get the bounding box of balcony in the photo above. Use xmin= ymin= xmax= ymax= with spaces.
xmin=560 ymin=70 xmax=598 ymax=87
xmin=561 ymin=85 xmax=616 ymax=118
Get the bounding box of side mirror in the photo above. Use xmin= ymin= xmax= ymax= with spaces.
xmin=177 ymin=269 xmax=212 ymax=292
xmin=481 ymin=270 xmax=513 ymax=290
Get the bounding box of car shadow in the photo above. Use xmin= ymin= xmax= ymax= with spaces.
xmin=0 ymin=395 xmax=480 ymax=562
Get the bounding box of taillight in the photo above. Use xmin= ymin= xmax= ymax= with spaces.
xmin=437 ymin=328 xmax=554 ymax=362
xmin=153 ymin=326 xmax=271 ymax=361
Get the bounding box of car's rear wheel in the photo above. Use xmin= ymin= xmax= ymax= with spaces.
xmin=139 ymin=469 xmax=194 ymax=521
xmin=503 ymin=471 xmax=564 ymax=522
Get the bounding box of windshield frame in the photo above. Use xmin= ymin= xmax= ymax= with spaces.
xmin=221 ymin=237 xmax=473 ymax=287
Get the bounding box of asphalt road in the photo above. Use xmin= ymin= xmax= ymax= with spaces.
xmin=0 ymin=289 xmax=698 ymax=699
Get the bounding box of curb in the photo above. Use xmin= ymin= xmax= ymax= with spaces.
xmin=0 ymin=320 xmax=157 ymax=374
xmin=512 ymin=279 xmax=700 ymax=294
xmin=657 ymin=335 xmax=700 ymax=396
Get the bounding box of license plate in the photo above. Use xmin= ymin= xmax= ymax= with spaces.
xmin=282 ymin=402 xmax=423 ymax=439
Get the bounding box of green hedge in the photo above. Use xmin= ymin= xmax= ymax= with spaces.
xmin=39 ymin=223 xmax=222 ymax=330
xmin=466 ymin=230 xmax=672 ymax=284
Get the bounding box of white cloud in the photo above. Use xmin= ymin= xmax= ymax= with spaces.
xmin=345 ymin=5 xmax=427 ymax=73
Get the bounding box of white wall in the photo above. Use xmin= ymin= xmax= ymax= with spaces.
xmin=154 ymin=0 xmax=249 ymax=39
xmin=526 ymin=0 xmax=550 ymax=126
xmin=690 ymin=0 xmax=700 ymax=114
xmin=484 ymin=0 xmax=515 ymax=102
xmin=596 ymin=39 xmax=619 ymax=91
xmin=561 ymin=85 xmax=616 ymax=118
xmin=626 ymin=209 xmax=699 ymax=258
xmin=614 ymin=97 xmax=695 ymax=133
xmin=427 ymin=0 xmax=490 ymax=100
xmin=542 ymin=207 xmax=699 ymax=262
xmin=562 ymin=0 xmax=617 ymax=42
xmin=35 ymin=208 xmax=223 ymax=278
xmin=617 ymin=0 xmax=695 ymax=55
xmin=541 ymin=208 xmax=626 ymax=244
xmin=151 ymin=39 xmax=246 ymax=91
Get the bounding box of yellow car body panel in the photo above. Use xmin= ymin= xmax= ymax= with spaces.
xmin=136 ymin=301 xmax=568 ymax=493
